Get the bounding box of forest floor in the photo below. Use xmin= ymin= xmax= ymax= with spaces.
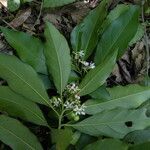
xmin=0 ymin=0 xmax=149 ymax=149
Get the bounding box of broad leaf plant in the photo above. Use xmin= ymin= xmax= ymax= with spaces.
xmin=0 ymin=1 xmax=149 ymax=150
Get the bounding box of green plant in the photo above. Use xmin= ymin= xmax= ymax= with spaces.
xmin=0 ymin=1 xmax=149 ymax=150
xmin=7 ymin=0 xmax=76 ymax=12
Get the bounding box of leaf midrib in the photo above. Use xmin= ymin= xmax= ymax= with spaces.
xmin=0 ymin=125 xmax=35 ymax=150
xmin=86 ymin=88 xmax=150 ymax=108
xmin=101 ymin=8 xmax=137 ymax=60
xmin=79 ymin=53 xmax=115 ymax=94
xmin=7 ymin=34 xmax=45 ymax=63
xmin=0 ymin=96 xmax=45 ymax=124
xmin=70 ymin=118 xmax=148 ymax=127
xmin=47 ymin=27 xmax=63 ymax=95
xmin=2 ymin=64 xmax=49 ymax=106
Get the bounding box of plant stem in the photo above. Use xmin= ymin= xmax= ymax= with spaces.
xmin=58 ymin=109 xmax=66 ymax=129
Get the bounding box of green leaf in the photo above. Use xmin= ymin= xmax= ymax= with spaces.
xmin=0 ymin=53 xmax=50 ymax=106
xmin=95 ymin=5 xmax=140 ymax=65
xmin=38 ymin=74 xmax=52 ymax=90
xmin=79 ymin=50 xmax=117 ymax=96
xmin=71 ymin=0 xmax=109 ymax=59
xmin=51 ymin=128 xmax=73 ymax=150
xmin=68 ymin=71 xmax=80 ymax=83
xmin=0 ymin=86 xmax=47 ymax=126
xmin=124 ymin=129 xmax=150 ymax=145
xmin=128 ymin=142 xmax=150 ymax=150
xmin=85 ymin=84 xmax=150 ymax=114
xmin=75 ymin=134 xmax=96 ymax=150
xmin=89 ymin=85 xmax=111 ymax=100
xmin=0 ymin=115 xmax=43 ymax=150
xmin=44 ymin=22 xmax=71 ymax=95
xmin=0 ymin=27 xmax=47 ymax=75
xmin=43 ymin=0 xmax=75 ymax=8
xmin=101 ymin=4 xmax=129 ymax=32
xmin=129 ymin=24 xmax=144 ymax=46
xmin=70 ymin=108 xmax=150 ymax=139
xmin=8 ymin=0 xmax=20 ymax=12
xmin=83 ymin=139 xmax=128 ymax=150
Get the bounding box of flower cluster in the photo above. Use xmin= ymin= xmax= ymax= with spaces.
xmin=50 ymin=83 xmax=86 ymax=116
xmin=64 ymin=82 xmax=86 ymax=115
xmin=73 ymin=50 xmax=95 ymax=71
xmin=64 ymin=101 xmax=86 ymax=115
xmin=81 ymin=61 xmax=95 ymax=70
xmin=50 ymin=97 xmax=61 ymax=107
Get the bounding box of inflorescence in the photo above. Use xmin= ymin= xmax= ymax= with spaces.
xmin=50 ymin=83 xmax=86 ymax=116
xmin=73 ymin=50 xmax=95 ymax=72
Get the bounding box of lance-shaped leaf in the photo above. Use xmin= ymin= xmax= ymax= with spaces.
xmin=83 ymin=139 xmax=128 ymax=150
xmin=70 ymin=108 xmax=150 ymax=139
xmin=71 ymin=0 xmax=109 ymax=59
xmin=44 ymin=22 xmax=71 ymax=95
xmin=51 ymin=128 xmax=73 ymax=150
xmin=43 ymin=0 xmax=75 ymax=8
xmin=101 ymin=4 xmax=129 ymax=32
xmin=0 ymin=86 xmax=48 ymax=126
xmin=0 ymin=27 xmax=47 ymax=75
xmin=85 ymin=84 xmax=150 ymax=114
xmin=79 ymin=50 xmax=117 ymax=96
xmin=0 ymin=115 xmax=43 ymax=150
xmin=0 ymin=53 xmax=50 ymax=106
xmin=95 ymin=5 xmax=140 ymax=65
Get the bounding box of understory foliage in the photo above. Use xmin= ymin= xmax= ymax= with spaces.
xmin=0 ymin=0 xmax=149 ymax=149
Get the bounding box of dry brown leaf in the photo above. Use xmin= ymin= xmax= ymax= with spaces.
xmin=9 ymin=8 xmax=31 ymax=28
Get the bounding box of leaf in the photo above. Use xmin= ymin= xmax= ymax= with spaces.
xmin=0 ymin=27 xmax=47 ymax=74
xmin=0 ymin=86 xmax=47 ymax=126
xmin=128 ymin=142 xmax=150 ymax=150
xmin=75 ymin=133 xmax=96 ymax=150
xmin=83 ymin=139 xmax=128 ymax=150
xmin=68 ymin=71 xmax=80 ymax=83
xmin=124 ymin=129 xmax=150 ymax=145
xmin=51 ymin=128 xmax=73 ymax=150
xmin=129 ymin=24 xmax=144 ymax=46
xmin=44 ymin=22 xmax=71 ymax=95
xmin=89 ymin=84 xmax=111 ymax=100
xmin=79 ymin=50 xmax=117 ymax=96
xmin=0 ymin=53 xmax=50 ymax=106
xmin=95 ymin=5 xmax=140 ymax=65
xmin=43 ymin=0 xmax=75 ymax=8
xmin=85 ymin=84 xmax=150 ymax=115
xmin=69 ymin=108 xmax=150 ymax=139
xmin=71 ymin=0 xmax=109 ymax=59
xmin=8 ymin=0 xmax=20 ymax=12
xmin=0 ymin=115 xmax=43 ymax=150
xmin=101 ymin=4 xmax=129 ymax=32
xmin=38 ymin=74 xmax=52 ymax=90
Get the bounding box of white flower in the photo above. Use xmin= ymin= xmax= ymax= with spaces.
xmin=67 ymin=83 xmax=80 ymax=94
xmin=75 ymin=94 xmax=80 ymax=100
xmin=73 ymin=104 xmax=86 ymax=115
xmin=84 ymin=0 xmax=90 ymax=4
xmin=52 ymin=97 xmax=61 ymax=107
xmin=74 ymin=53 xmax=79 ymax=60
xmin=74 ymin=50 xmax=85 ymax=60
xmin=78 ymin=50 xmax=85 ymax=57
xmin=89 ymin=62 xmax=95 ymax=69
xmin=81 ymin=61 xmax=89 ymax=67
xmin=64 ymin=101 xmax=74 ymax=109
